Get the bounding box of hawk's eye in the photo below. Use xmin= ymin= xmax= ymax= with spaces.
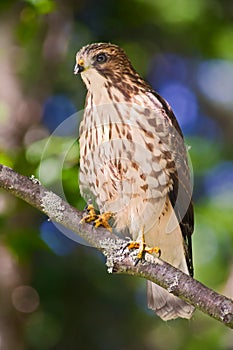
xmin=96 ymin=53 xmax=107 ymax=63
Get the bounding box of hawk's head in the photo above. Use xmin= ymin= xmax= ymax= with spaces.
xmin=74 ymin=43 xmax=149 ymax=95
xmin=74 ymin=43 xmax=133 ymax=76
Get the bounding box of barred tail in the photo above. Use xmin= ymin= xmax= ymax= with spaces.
xmin=147 ymin=281 xmax=194 ymax=321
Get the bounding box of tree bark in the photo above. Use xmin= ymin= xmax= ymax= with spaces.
xmin=0 ymin=164 xmax=232 ymax=328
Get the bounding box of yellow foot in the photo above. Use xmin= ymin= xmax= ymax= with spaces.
xmin=80 ymin=204 xmax=112 ymax=232
xmin=94 ymin=212 xmax=112 ymax=232
xmin=80 ymin=204 xmax=98 ymax=223
xmin=127 ymin=229 xmax=161 ymax=261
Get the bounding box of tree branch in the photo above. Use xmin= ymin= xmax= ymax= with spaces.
xmin=0 ymin=164 xmax=232 ymax=328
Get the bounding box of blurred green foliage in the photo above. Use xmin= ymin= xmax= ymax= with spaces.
xmin=0 ymin=0 xmax=233 ymax=349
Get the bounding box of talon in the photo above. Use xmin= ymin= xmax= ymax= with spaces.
xmin=127 ymin=227 xmax=161 ymax=261
xmin=134 ymin=258 xmax=141 ymax=266
xmin=80 ymin=204 xmax=112 ymax=232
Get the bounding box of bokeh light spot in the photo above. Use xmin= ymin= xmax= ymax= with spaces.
xmin=197 ymin=60 xmax=233 ymax=109
xmin=36 ymin=157 xmax=61 ymax=186
xmin=24 ymin=126 xmax=49 ymax=146
xmin=42 ymin=95 xmax=76 ymax=133
xmin=204 ymin=161 xmax=233 ymax=208
xmin=159 ymin=82 xmax=198 ymax=133
xmin=12 ymin=285 xmax=40 ymax=313
xmin=149 ymin=54 xmax=187 ymax=86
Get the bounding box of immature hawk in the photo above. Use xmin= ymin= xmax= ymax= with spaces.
xmin=74 ymin=43 xmax=194 ymax=321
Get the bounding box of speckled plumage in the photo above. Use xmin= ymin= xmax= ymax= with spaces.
xmin=74 ymin=43 xmax=194 ymax=320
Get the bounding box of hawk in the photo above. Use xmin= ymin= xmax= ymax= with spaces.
xmin=74 ymin=43 xmax=195 ymax=321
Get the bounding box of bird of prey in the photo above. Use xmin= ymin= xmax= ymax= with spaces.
xmin=74 ymin=43 xmax=195 ymax=321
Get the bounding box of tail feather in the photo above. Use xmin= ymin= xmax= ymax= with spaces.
xmin=147 ymin=281 xmax=194 ymax=321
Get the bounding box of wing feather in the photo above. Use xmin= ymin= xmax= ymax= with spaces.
xmin=151 ymin=90 xmax=194 ymax=276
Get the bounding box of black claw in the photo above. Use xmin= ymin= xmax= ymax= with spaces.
xmin=123 ymin=242 xmax=130 ymax=252
xmin=84 ymin=203 xmax=90 ymax=212
xmin=134 ymin=258 xmax=141 ymax=266
xmin=158 ymin=249 xmax=161 ymax=258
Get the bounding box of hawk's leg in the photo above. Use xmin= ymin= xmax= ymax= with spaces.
xmin=127 ymin=227 xmax=161 ymax=261
xmin=80 ymin=204 xmax=112 ymax=232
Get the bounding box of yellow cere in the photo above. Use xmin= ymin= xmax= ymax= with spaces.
xmin=78 ymin=59 xmax=84 ymax=66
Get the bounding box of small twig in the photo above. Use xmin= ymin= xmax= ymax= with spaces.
xmin=0 ymin=164 xmax=232 ymax=328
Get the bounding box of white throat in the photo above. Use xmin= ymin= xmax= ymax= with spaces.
xmin=81 ymin=68 xmax=112 ymax=106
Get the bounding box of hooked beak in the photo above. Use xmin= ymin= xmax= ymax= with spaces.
xmin=74 ymin=63 xmax=85 ymax=74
